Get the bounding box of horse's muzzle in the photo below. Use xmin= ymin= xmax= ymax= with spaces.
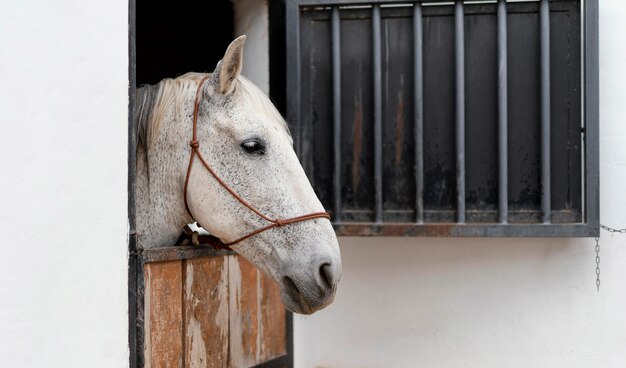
xmin=280 ymin=258 xmax=341 ymax=314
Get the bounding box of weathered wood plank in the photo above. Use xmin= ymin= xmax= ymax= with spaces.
xmin=144 ymin=255 xmax=287 ymax=368
xmin=144 ymin=260 xmax=183 ymax=368
xmin=228 ymin=255 xmax=254 ymax=368
xmin=229 ymin=256 xmax=286 ymax=367
xmin=259 ymin=265 xmax=287 ymax=362
xmin=183 ymin=257 xmax=229 ymax=368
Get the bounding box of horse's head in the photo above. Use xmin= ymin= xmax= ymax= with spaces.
xmin=186 ymin=36 xmax=341 ymax=314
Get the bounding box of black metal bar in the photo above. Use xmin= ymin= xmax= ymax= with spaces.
xmin=497 ymin=0 xmax=508 ymax=224
xmin=540 ymin=0 xmax=551 ymax=223
xmin=584 ymin=0 xmax=600 ymax=236
xmin=286 ymin=310 xmax=294 ymax=368
xmin=135 ymin=255 xmax=146 ymax=368
xmin=373 ymin=4 xmax=383 ymax=223
xmin=455 ymin=0 xmax=465 ymax=223
xmin=332 ymin=6 xmax=342 ymax=222
xmin=128 ymin=0 xmax=139 ymax=366
xmin=414 ymin=3 xmax=424 ymax=224
xmin=128 ymin=245 xmax=139 ymax=368
xmin=128 ymin=0 xmax=137 ymax=237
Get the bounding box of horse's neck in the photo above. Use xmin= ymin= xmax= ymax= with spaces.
xmin=134 ymin=111 xmax=192 ymax=249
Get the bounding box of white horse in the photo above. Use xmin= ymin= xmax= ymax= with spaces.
xmin=134 ymin=36 xmax=341 ymax=314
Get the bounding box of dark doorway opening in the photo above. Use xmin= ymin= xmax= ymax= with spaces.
xmin=136 ymin=0 xmax=234 ymax=86
xmin=130 ymin=2 xmax=294 ymax=368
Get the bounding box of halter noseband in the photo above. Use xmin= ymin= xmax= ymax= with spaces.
xmin=182 ymin=76 xmax=331 ymax=246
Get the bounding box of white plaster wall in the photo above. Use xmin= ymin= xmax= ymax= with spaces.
xmin=233 ymin=0 xmax=270 ymax=94
xmin=232 ymin=1 xmax=626 ymax=367
xmin=0 ymin=1 xmax=129 ymax=367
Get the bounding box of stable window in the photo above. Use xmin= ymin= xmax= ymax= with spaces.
xmin=270 ymin=0 xmax=599 ymax=237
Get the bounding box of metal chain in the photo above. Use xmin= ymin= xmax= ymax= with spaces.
xmin=594 ymin=224 xmax=626 ymax=292
xmin=600 ymin=224 xmax=626 ymax=233
xmin=594 ymin=236 xmax=600 ymax=292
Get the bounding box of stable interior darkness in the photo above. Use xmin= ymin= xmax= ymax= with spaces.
xmin=136 ymin=0 xmax=234 ymax=86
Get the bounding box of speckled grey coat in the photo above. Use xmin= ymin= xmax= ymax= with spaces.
xmin=133 ymin=36 xmax=341 ymax=314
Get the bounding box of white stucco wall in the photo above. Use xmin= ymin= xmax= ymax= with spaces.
xmin=233 ymin=1 xmax=626 ymax=367
xmin=0 ymin=1 xmax=129 ymax=368
xmin=233 ymin=0 xmax=270 ymax=94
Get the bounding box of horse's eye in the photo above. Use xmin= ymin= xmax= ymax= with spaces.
xmin=241 ymin=140 xmax=265 ymax=155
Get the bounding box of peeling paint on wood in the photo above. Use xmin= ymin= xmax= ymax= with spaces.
xmin=187 ymin=317 xmax=207 ymax=368
xmin=259 ymin=264 xmax=287 ymax=361
xmin=143 ymin=254 xmax=287 ymax=368
xmin=228 ymin=256 xmax=245 ymax=368
xmin=230 ymin=256 xmax=287 ymax=367
xmin=230 ymin=256 xmax=256 ymax=367
xmin=183 ymin=257 xmax=229 ymax=368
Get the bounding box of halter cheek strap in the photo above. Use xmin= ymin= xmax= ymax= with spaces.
xmin=183 ymin=76 xmax=331 ymax=247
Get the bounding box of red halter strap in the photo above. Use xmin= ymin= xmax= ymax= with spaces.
xmin=182 ymin=76 xmax=331 ymax=246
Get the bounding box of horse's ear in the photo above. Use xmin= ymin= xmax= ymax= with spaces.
xmin=211 ymin=35 xmax=246 ymax=95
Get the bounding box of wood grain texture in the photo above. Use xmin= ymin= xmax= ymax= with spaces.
xmin=183 ymin=257 xmax=229 ymax=368
xmin=227 ymin=255 xmax=248 ymax=368
xmin=229 ymin=256 xmax=286 ymax=367
xmin=143 ymin=254 xmax=287 ymax=368
xmin=259 ymin=264 xmax=287 ymax=362
xmin=145 ymin=260 xmax=183 ymax=368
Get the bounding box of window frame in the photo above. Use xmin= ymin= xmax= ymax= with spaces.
xmin=279 ymin=0 xmax=599 ymax=237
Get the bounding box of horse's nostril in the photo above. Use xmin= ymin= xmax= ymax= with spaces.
xmin=282 ymin=276 xmax=300 ymax=296
xmin=319 ymin=263 xmax=335 ymax=290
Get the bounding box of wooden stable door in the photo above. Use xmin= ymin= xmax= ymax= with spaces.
xmin=140 ymin=247 xmax=290 ymax=368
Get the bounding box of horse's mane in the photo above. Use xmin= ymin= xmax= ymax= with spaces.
xmin=135 ymin=72 xmax=290 ymax=152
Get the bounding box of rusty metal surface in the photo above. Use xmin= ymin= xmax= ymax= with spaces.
xmin=334 ymin=222 xmax=596 ymax=237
